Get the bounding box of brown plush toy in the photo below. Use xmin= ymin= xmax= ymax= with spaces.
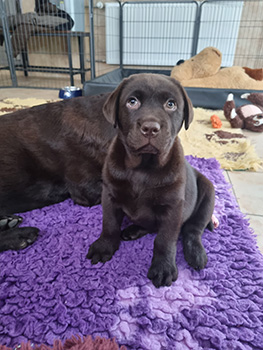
xmin=171 ymin=47 xmax=222 ymax=82
xmin=224 ymin=93 xmax=263 ymax=132
xmin=171 ymin=47 xmax=263 ymax=90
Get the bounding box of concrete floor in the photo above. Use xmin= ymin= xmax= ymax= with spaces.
xmin=1 ymin=88 xmax=263 ymax=255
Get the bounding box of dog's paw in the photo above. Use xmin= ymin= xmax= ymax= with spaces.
xmin=0 ymin=215 xmax=23 ymax=232
xmin=88 ymin=191 xmax=102 ymax=207
xmin=147 ymin=257 xmax=178 ymax=288
xmin=121 ymin=225 xmax=148 ymax=241
xmin=10 ymin=227 xmax=39 ymax=250
xmin=1 ymin=227 xmax=39 ymax=252
xmin=183 ymin=239 xmax=207 ymax=271
xmin=70 ymin=180 xmax=102 ymax=207
xmin=76 ymin=191 xmax=101 ymax=207
xmin=86 ymin=181 xmax=102 ymax=206
xmin=87 ymin=237 xmax=120 ymax=264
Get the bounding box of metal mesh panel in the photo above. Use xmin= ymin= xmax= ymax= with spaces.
xmin=0 ymin=0 xmax=91 ymax=89
xmin=121 ymin=1 xmax=198 ymax=67
xmin=92 ymin=0 xmax=263 ymax=79
xmin=1 ymin=0 xmax=263 ymax=89
xmin=234 ymin=0 xmax=263 ymax=67
xmin=92 ymin=0 xmax=199 ymax=77
xmin=198 ymin=0 xmax=244 ymax=67
xmin=198 ymin=0 xmax=263 ymax=68
xmin=0 ymin=0 xmax=16 ymax=87
xmin=91 ymin=0 xmax=119 ymax=79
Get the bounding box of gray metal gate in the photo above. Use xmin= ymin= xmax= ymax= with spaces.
xmin=0 ymin=0 xmax=94 ymax=89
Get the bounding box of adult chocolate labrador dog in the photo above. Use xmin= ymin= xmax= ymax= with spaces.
xmin=0 ymin=92 xmax=116 ymax=251
xmin=87 ymin=74 xmax=216 ymax=288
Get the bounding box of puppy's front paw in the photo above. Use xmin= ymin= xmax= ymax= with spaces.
xmin=87 ymin=237 xmax=120 ymax=264
xmin=121 ymin=225 xmax=148 ymax=241
xmin=147 ymin=257 xmax=178 ymax=288
xmin=183 ymin=239 xmax=207 ymax=271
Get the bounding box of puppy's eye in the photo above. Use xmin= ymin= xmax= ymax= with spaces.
xmin=165 ymin=99 xmax=177 ymax=111
xmin=126 ymin=97 xmax=140 ymax=109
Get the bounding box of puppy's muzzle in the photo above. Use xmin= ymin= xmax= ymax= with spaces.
xmin=140 ymin=121 xmax=161 ymax=138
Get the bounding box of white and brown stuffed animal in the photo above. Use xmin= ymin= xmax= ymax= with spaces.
xmin=224 ymin=93 xmax=263 ymax=132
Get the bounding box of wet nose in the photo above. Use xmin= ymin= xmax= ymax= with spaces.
xmin=140 ymin=121 xmax=161 ymax=138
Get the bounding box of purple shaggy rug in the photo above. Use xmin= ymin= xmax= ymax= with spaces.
xmin=0 ymin=156 xmax=263 ymax=350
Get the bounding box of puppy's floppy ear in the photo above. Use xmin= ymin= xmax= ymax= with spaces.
xmin=103 ymin=78 xmax=128 ymax=127
xmin=170 ymin=76 xmax=194 ymax=130
xmin=181 ymin=85 xmax=194 ymax=130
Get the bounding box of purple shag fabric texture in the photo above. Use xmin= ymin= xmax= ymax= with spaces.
xmin=0 ymin=156 xmax=263 ymax=350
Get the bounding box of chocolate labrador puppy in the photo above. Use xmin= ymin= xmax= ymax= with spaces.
xmin=87 ymin=74 xmax=216 ymax=288
xmin=0 ymin=93 xmax=116 ymax=252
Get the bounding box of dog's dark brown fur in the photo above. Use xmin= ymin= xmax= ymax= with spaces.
xmin=0 ymin=74 xmax=215 ymax=287
xmin=87 ymin=74 xmax=215 ymax=287
xmin=0 ymin=93 xmax=116 ymax=251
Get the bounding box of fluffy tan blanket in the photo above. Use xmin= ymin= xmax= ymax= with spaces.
xmin=0 ymin=98 xmax=262 ymax=171
xmin=0 ymin=98 xmax=55 ymax=115
xmin=179 ymin=108 xmax=262 ymax=171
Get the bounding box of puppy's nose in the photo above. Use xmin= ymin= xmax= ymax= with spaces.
xmin=140 ymin=121 xmax=161 ymax=138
